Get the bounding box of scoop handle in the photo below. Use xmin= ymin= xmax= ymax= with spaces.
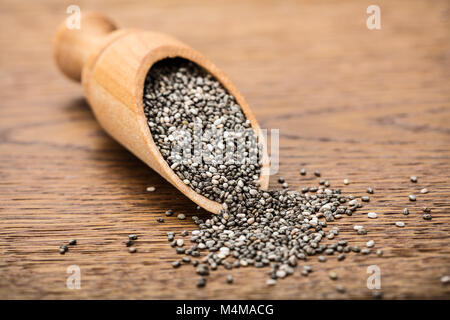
xmin=53 ymin=12 xmax=117 ymax=82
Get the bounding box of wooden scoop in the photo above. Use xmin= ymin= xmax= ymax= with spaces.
xmin=54 ymin=12 xmax=270 ymax=213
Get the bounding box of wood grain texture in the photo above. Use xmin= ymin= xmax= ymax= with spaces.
xmin=0 ymin=0 xmax=449 ymax=299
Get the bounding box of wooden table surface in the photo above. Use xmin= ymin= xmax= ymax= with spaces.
xmin=1 ymin=0 xmax=449 ymax=299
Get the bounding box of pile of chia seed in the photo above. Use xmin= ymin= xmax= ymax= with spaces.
xmin=144 ymin=58 xmax=262 ymax=203
xmin=142 ymin=58 xmax=432 ymax=290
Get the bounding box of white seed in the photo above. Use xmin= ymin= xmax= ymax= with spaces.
xmin=266 ymin=279 xmax=277 ymax=286
xmin=368 ymin=212 xmax=378 ymax=219
xmin=366 ymin=240 xmax=375 ymax=248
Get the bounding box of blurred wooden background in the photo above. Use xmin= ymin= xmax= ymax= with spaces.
xmin=0 ymin=0 xmax=449 ymax=299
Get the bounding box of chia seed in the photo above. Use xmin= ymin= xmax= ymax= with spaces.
xmin=141 ymin=58 xmax=379 ymax=288
xmin=128 ymin=247 xmax=137 ymax=253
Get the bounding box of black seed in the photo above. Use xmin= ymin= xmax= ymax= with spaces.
xmin=197 ymin=277 xmax=207 ymax=288
xmin=172 ymin=260 xmax=181 ymax=268
xmin=126 ymin=240 xmax=134 ymax=247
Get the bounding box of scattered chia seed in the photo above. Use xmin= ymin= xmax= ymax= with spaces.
xmin=197 ymin=277 xmax=207 ymax=288
xmin=410 ymin=176 xmax=417 ymax=183
xmin=146 ymin=186 xmax=156 ymax=192
xmin=128 ymin=247 xmax=137 ymax=253
xmin=343 ymin=179 xmax=349 ymax=185
xmin=441 ymin=275 xmax=450 ymax=284
xmin=226 ymin=275 xmax=233 ymax=284
xmin=68 ymin=239 xmax=77 ymax=245
xmin=126 ymin=239 xmax=134 ymax=247
xmin=372 ymin=291 xmax=383 ymax=299
xmin=366 ymin=240 xmax=375 ymax=248
xmin=266 ymin=279 xmax=277 ymax=286
xmin=420 ymin=188 xmax=428 ymax=194
xmin=376 ymin=249 xmax=383 ymax=257
xmin=336 ymin=285 xmax=346 ymax=293
xmin=329 ymin=272 xmax=338 ymax=280
xmin=357 ymin=228 xmax=368 ymax=235
xmin=395 ymin=221 xmax=405 ymax=228
xmin=368 ymin=212 xmax=377 ymax=219
xmin=423 ymin=214 xmax=432 ymax=220
xmin=165 ymin=210 xmax=173 ymax=217
xmin=142 ymin=58 xmax=388 ymax=289
xmin=403 ymin=208 xmax=409 ymax=215
xmin=409 ymin=195 xmax=416 ymax=201
xmin=366 ymin=187 xmax=374 ymax=194
xmin=128 ymin=234 xmax=138 ymax=240
xmin=172 ymin=260 xmax=181 ymax=268
xmin=157 ymin=217 xmax=164 ymax=223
